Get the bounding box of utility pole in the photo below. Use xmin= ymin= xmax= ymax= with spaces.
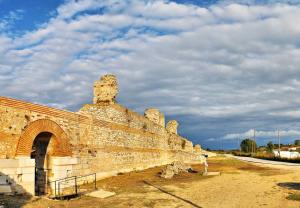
xmin=239 ymin=137 xmax=241 ymax=152
xmin=220 ymin=138 xmax=222 ymax=151
xmin=221 ymin=138 xmax=224 ymax=152
xmin=254 ymin=129 xmax=256 ymax=153
xmin=278 ymin=129 xmax=281 ymax=157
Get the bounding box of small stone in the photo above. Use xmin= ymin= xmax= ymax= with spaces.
xmin=160 ymin=161 xmax=193 ymax=179
xmin=86 ymin=189 xmax=115 ymax=199
xmin=161 ymin=165 xmax=175 ymax=179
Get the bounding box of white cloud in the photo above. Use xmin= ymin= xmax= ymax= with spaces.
xmin=0 ymin=9 xmax=24 ymax=31
xmin=1 ymin=1 xmax=300 ymax=147
xmin=222 ymin=129 xmax=300 ymax=140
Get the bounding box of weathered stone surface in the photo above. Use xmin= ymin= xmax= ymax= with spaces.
xmin=166 ymin=120 xmax=179 ymax=135
xmin=160 ymin=161 xmax=192 ymax=179
xmin=194 ymin=144 xmax=202 ymax=153
xmin=87 ymin=189 xmax=116 ymax=198
xmin=0 ymin=185 xmax=12 ymax=193
xmin=144 ymin=108 xmax=165 ymax=127
xmin=161 ymin=165 xmax=175 ymax=179
xmin=172 ymin=161 xmax=192 ymax=173
xmin=0 ymin=74 xmax=204 ymax=195
xmin=182 ymin=139 xmax=193 ymax=152
xmin=204 ymin=172 xmax=220 ymax=176
xmin=93 ymin=74 xmax=118 ymax=104
xmin=0 ymin=176 xmax=8 ymax=185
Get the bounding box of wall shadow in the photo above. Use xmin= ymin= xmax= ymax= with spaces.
xmin=278 ymin=182 xmax=300 ymax=190
xmin=0 ymin=171 xmax=33 ymax=208
xmin=143 ymin=180 xmax=202 ymax=208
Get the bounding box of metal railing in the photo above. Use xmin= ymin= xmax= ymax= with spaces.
xmin=48 ymin=173 xmax=97 ymax=199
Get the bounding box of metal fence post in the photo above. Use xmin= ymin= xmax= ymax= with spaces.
xmin=54 ymin=182 xmax=56 ymax=198
xmin=75 ymin=176 xmax=78 ymax=195
xmin=58 ymin=182 xmax=60 ymax=199
xmin=94 ymin=173 xmax=97 ymax=190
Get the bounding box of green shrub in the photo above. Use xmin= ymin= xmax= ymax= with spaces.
xmin=240 ymin=138 xmax=257 ymax=153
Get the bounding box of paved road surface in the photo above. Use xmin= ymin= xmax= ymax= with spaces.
xmin=225 ymin=154 xmax=300 ymax=170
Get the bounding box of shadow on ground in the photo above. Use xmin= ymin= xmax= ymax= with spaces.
xmin=143 ymin=180 xmax=202 ymax=208
xmin=0 ymin=171 xmax=33 ymax=208
xmin=278 ymin=182 xmax=300 ymax=190
xmin=0 ymin=194 xmax=33 ymax=208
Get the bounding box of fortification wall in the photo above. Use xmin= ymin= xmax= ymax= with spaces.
xmin=0 ymin=74 xmax=203 ymax=195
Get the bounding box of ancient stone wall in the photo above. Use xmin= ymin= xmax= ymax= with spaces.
xmin=0 ymin=74 xmax=203 ymax=195
xmin=166 ymin=120 xmax=179 ymax=135
xmin=144 ymin=108 xmax=165 ymax=127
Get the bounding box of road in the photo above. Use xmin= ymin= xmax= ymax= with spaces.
xmin=225 ymin=154 xmax=300 ymax=170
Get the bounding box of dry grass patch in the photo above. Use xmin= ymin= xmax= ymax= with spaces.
xmin=2 ymin=156 xmax=295 ymax=208
xmin=287 ymin=193 xmax=300 ymax=201
xmin=207 ymin=157 xmax=290 ymax=176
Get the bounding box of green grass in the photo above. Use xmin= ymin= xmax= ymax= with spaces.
xmin=287 ymin=193 xmax=300 ymax=201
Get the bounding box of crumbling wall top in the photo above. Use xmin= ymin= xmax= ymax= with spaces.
xmin=194 ymin=144 xmax=202 ymax=153
xmin=144 ymin=108 xmax=165 ymax=127
xmin=93 ymin=74 xmax=118 ymax=104
xmin=166 ymin=120 xmax=178 ymax=135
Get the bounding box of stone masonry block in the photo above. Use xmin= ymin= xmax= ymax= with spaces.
xmin=0 ymin=185 xmax=12 ymax=193
xmin=17 ymin=157 xmax=35 ymax=167
xmin=51 ymin=157 xmax=78 ymax=166
xmin=0 ymin=176 xmax=8 ymax=185
xmin=21 ymin=173 xmax=34 ymax=182
xmin=0 ymin=159 xmax=19 ymax=168
xmin=0 ymin=168 xmax=18 ymax=175
xmin=16 ymin=167 xmax=34 ymax=174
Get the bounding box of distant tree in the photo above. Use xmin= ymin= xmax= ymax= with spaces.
xmin=240 ymin=138 xmax=257 ymax=153
xmin=294 ymin=140 xmax=300 ymax=146
xmin=266 ymin=141 xmax=274 ymax=152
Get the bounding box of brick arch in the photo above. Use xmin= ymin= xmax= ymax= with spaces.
xmin=16 ymin=119 xmax=72 ymax=157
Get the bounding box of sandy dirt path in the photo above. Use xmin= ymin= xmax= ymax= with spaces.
xmin=163 ymin=169 xmax=300 ymax=207
xmin=2 ymin=156 xmax=300 ymax=208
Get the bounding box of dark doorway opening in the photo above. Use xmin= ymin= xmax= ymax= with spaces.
xmin=30 ymin=132 xmax=52 ymax=196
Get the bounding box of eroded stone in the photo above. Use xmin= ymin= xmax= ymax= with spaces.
xmin=144 ymin=108 xmax=165 ymax=127
xmin=93 ymin=74 xmax=118 ymax=104
xmin=166 ymin=120 xmax=179 ymax=135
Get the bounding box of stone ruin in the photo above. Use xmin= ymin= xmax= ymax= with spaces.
xmin=144 ymin=108 xmax=165 ymax=127
xmin=194 ymin=144 xmax=202 ymax=153
xmin=93 ymin=74 xmax=118 ymax=104
xmin=166 ymin=120 xmax=179 ymax=134
xmin=160 ymin=161 xmax=193 ymax=179
xmin=0 ymin=74 xmax=204 ymax=196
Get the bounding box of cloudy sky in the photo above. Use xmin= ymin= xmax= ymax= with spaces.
xmin=1 ymin=0 xmax=300 ymax=149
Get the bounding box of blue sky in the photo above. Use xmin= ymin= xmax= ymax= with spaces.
xmin=1 ymin=0 xmax=300 ymax=150
xmin=0 ymin=0 xmax=62 ymax=33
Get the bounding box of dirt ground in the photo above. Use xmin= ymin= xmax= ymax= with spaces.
xmin=2 ymin=156 xmax=300 ymax=208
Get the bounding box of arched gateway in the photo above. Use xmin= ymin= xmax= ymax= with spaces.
xmin=16 ymin=119 xmax=72 ymax=157
xmin=0 ymin=75 xmax=203 ymax=197
xmin=16 ymin=119 xmax=72 ymax=195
